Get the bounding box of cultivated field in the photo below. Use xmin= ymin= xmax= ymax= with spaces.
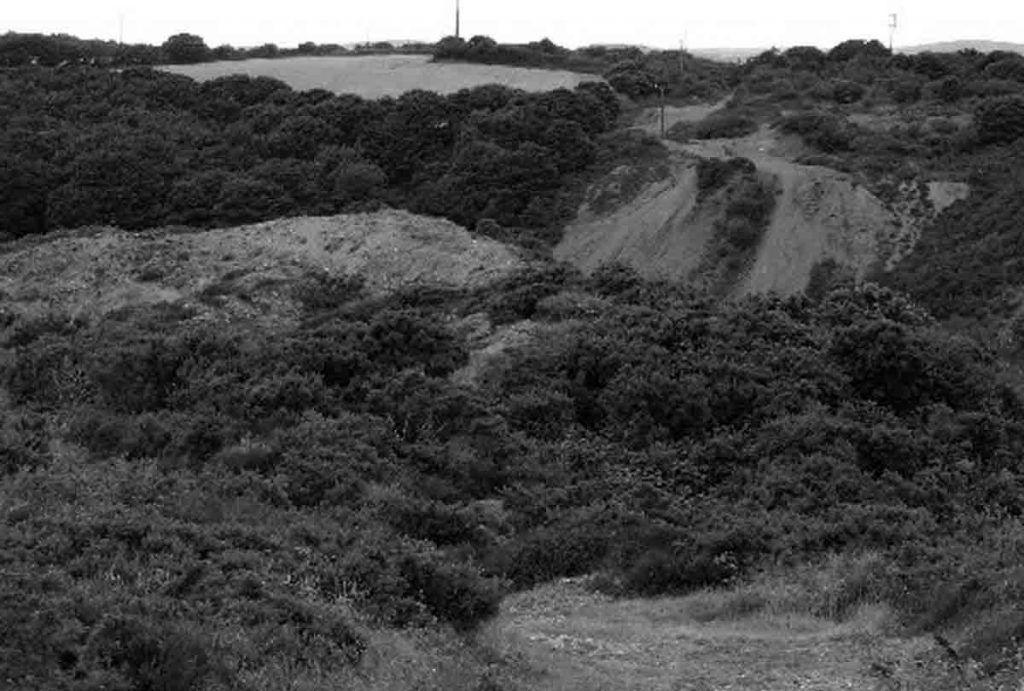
xmin=163 ymin=54 xmax=601 ymax=98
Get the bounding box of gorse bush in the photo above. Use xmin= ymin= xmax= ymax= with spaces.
xmin=5 ymin=269 xmax=1024 ymax=683
xmin=0 ymin=66 xmax=620 ymax=247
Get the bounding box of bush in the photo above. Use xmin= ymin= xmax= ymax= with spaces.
xmin=696 ymin=157 xmax=756 ymax=197
xmin=692 ymin=111 xmax=758 ymax=140
xmin=976 ymin=95 xmax=1024 ymax=146
xmin=161 ymin=33 xmax=210 ymax=64
xmin=831 ymin=79 xmax=865 ymax=104
xmin=778 ymin=111 xmax=853 ymax=152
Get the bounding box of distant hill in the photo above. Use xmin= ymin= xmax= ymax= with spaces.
xmin=898 ymin=40 xmax=1024 ymax=55
xmin=688 ymin=41 xmax=1024 ymax=63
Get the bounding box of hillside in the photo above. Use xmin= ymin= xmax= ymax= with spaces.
xmin=5 ymin=33 xmax=1024 ymax=691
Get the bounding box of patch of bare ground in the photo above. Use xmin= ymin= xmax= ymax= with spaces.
xmin=0 ymin=210 xmax=523 ymax=326
xmin=450 ymin=316 xmax=546 ymax=388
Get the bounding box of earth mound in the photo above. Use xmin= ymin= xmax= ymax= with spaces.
xmin=0 ymin=210 xmax=523 ymax=324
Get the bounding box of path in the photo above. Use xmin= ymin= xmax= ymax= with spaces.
xmin=486 ymin=580 xmax=925 ymax=691
xmin=634 ymin=97 xmax=733 ymax=137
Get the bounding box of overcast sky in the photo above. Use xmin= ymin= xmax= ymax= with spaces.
xmin=3 ymin=0 xmax=1022 ymax=50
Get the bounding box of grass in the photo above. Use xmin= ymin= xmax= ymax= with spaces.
xmin=679 ymin=552 xmax=893 ymax=631
xmin=163 ymin=55 xmax=602 ymax=99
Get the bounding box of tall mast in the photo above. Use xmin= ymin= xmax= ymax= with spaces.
xmin=456 ymin=0 xmax=461 ymax=39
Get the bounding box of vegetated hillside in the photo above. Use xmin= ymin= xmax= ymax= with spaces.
xmin=556 ymin=38 xmax=1024 ymax=300
xmin=4 ymin=250 xmax=1024 ymax=687
xmin=164 ymin=55 xmax=601 ymax=99
xmin=0 ymin=63 xmax=620 ymax=249
xmin=621 ymin=39 xmax=1024 ymax=318
xmin=5 ymin=33 xmax=1024 ymax=690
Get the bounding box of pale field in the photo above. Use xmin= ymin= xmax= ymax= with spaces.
xmin=163 ymin=54 xmax=601 ymax=98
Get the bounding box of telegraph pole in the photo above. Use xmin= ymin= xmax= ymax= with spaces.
xmin=888 ymin=13 xmax=898 ymax=52
xmin=456 ymin=0 xmax=461 ymax=39
xmin=659 ymin=82 xmax=666 ymax=137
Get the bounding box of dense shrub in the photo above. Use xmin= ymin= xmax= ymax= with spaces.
xmin=831 ymin=79 xmax=866 ymax=104
xmin=696 ymin=157 xmax=757 ymax=197
xmin=777 ymin=111 xmax=854 ymax=152
xmin=0 ymin=66 xmax=619 ymax=247
xmin=692 ymin=111 xmax=759 ymax=139
xmin=975 ymin=95 xmax=1024 ymax=146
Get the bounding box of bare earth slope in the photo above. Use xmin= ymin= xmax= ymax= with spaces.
xmin=0 ymin=210 xmax=522 ymax=324
xmin=558 ymin=102 xmax=964 ymax=296
xmin=164 ymin=55 xmax=601 ymax=98
xmin=554 ymin=162 xmax=717 ymax=281
xmin=672 ymin=129 xmax=891 ymax=296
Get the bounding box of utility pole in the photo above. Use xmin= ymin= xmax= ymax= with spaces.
xmin=659 ymin=82 xmax=666 ymax=138
xmin=888 ymin=13 xmax=898 ymax=53
xmin=456 ymin=0 xmax=461 ymax=39
xmin=118 ymin=11 xmax=124 ymax=45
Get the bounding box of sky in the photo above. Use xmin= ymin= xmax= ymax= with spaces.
xmin=2 ymin=0 xmax=1022 ymax=51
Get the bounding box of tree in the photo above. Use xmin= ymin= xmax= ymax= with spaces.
xmin=162 ymin=33 xmax=210 ymax=64
xmin=827 ymin=39 xmax=889 ymax=63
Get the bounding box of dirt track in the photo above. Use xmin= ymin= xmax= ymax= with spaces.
xmin=671 ymin=128 xmax=890 ymax=296
xmin=486 ymin=580 xmax=928 ymax=691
